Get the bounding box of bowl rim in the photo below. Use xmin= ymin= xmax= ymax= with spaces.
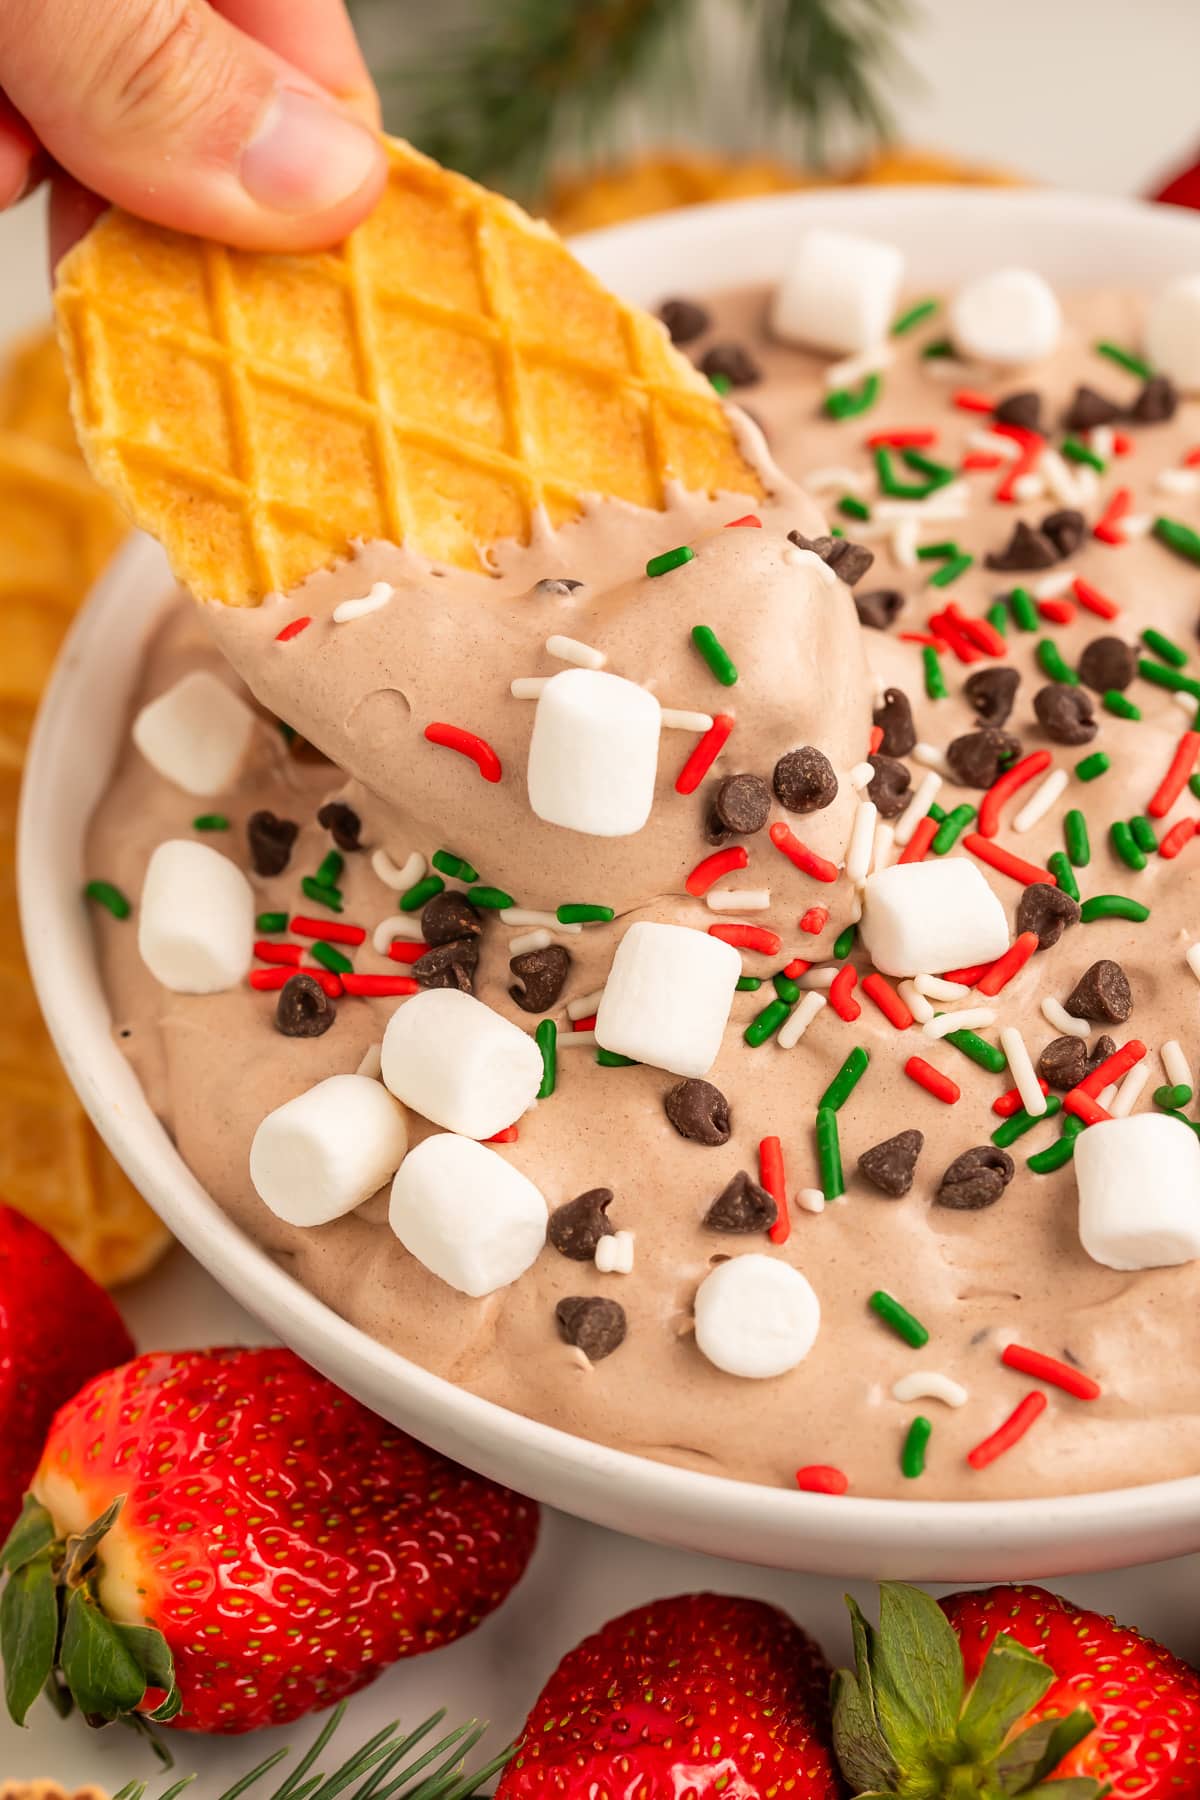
xmin=21 ymin=183 xmax=1200 ymax=1578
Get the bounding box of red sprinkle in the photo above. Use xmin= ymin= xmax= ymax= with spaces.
xmin=1160 ymin=818 xmax=1198 ymax=860
xmin=905 ymin=1057 xmax=960 ymax=1104
xmin=424 ymin=722 xmax=502 ymax=782
xmin=725 ymin=513 xmax=762 ymax=528
xmin=486 ymin=1126 xmax=520 ymax=1144
xmin=861 ymin=972 xmax=913 ymax=1030
xmin=897 ymin=815 xmax=938 ymax=864
xmin=769 ymin=822 xmax=839 ymax=883
xmin=1063 ymin=1088 xmax=1113 ymax=1126
xmin=1001 ymin=1344 xmax=1101 ymax=1401
xmin=991 ymin=422 xmax=1043 ymax=448
xmin=899 ymin=631 xmax=944 ymax=647
xmin=254 ymin=940 xmax=303 ymax=966
xmin=941 ymin=960 xmax=991 ymax=987
xmin=573 ymin=1014 xmax=597 ymax=1033
xmin=795 ymin=1465 xmax=848 ymax=1496
xmin=829 ymin=963 xmax=861 ymax=1022
xmin=249 ymin=967 xmax=290 ymax=990
xmin=782 ymin=958 xmax=811 ymax=979
xmin=274 ymin=616 xmax=311 ymax=642
xmin=1185 ymin=447 xmax=1200 ymax=468
xmin=1148 ymin=729 xmax=1200 ymax=819
xmin=675 ymin=713 xmax=735 ymax=795
xmin=686 ymin=844 xmax=749 ymax=896
xmin=976 ymin=931 xmax=1038 ymax=998
xmin=963 ymin=832 xmax=1055 ymax=887
xmin=868 ymin=724 xmax=884 ymax=754
xmin=304 ymin=969 xmax=344 ymax=998
xmin=340 ymin=974 xmax=418 ymax=997
xmin=866 ymin=428 xmax=939 ymax=448
xmin=387 ymin=940 xmax=431 ymax=962
xmin=967 ymin=1392 xmax=1047 ymax=1470
xmin=946 ymin=605 xmax=1006 ymax=658
xmin=1093 ymin=486 xmax=1132 ymax=545
xmin=927 ymin=610 xmax=984 ymax=664
xmin=1072 ymin=577 xmax=1120 ymax=620
xmin=960 ymin=451 xmax=1004 ymax=472
xmin=760 ymin=1135 xmax=789 ymax=1245
xmin=708 ymin=922 xmax=782 ymax=955
xmin=954 ymin=388 xmax=998 ymax=414
xmin=1112 ymin=431 xmax=1134 ymax=457
xmin=290 ymin=914 xmax=366 ymax=946
xmin=978 ymin=749 xmax=1052 ymax=838
xmin=799 ymin=906 xmax=830 ymax=935
xmin=994 ymin=438 xmax=1043 ymax=505
xmin=993 ymin=1078 xmax=1049 ymax=1118
xmin=1038 ymin=597 xmax=1076 ymax=626
xmin=1076 ymin=1038 xmax=1146 ymax=1099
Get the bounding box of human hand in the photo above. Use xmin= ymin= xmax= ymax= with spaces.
xmin=0 ymin=0 xmax=387 ymax=261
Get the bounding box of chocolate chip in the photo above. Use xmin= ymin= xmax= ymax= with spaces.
xmin=413 ymin=938 xmax=479 ymax=992
xmin=773 ymin=745 xmax=838 ymax=813
xmin=247 ymin=810 xmax=299 ymax=878
xmin=993 ymin=390 xmax=1043 ymax=433
xmin=946 ymin=728 xmax=1020 ymax=788
xmin=664 ymin=1078 xmax=731 ymax=1146
xmin=275 ymin=971 xmax=335 ymax=1038
xmin=704 ymin=1170 xmax=777 ymax=1233
xmin=1066 ymin=960 xmax=1132 ymax=1024
xmin=1041 ymin=509 xmax=1087 ymax=559
xmin=1077 ymin=635 xmax=1136 ymax=694
xmin=509 ymin=945 xmax=570 ymax=1013
xmin=1062 ymin=384 xmax=1121 ymax=432
xmin=535 ymin=577 xmax=585 ymax=595
xmin=873 ymin=687 xmax=916 ymax=757
xmin=788 ymin=532 xmax=875 ymax=586
xmin=867 ymin=753 xmax=912 ymax=819
xmin=1033 ymin=683 xmax=1097 ymax=746
xmin=555 ymin=1296 xmax=626 ymax=1361
xmin=855 ymin=588 xmax=905 ymax=631
xmin=936 ymin=1145 xmax=1015 ymax=1210
xmin=1086 ymin=1034 xmax=1118 ymax=1073
xmin=985 ymin=520 xmax=1059 ymax=572
xmin=421 ymin=891 xmax=483 ymax=945
xmin=699 ymin=342 xmax=760 ymax=387
xmin=1128 ymin=374 xmax=1178 ymax=424
xmin=316 ymin=800 xmax=362 ymax=851
xmin=547 ymin=1188 xmax=614 ymax=1260
xmin=1037 ymin=1035 xmax=1087 ymax=1091
xmin=858 ymin=1129 xmax=924 ymax=1198
xmin=965 ymin=665 xmax=1020 ymax=728
xmin=658 ymin=297 xmax=710 ymax=344
xmin=1017 ymin=882 xmax=1080 ymax=951
xmin=712 ymin=773 xmax=771 ymax=836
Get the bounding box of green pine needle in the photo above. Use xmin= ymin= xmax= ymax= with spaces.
xmin=754 ymin=0 xmax=911 ymax=158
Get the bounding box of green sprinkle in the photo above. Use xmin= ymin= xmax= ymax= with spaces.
xmin=1027 ymin=1131 xmax=1080 ymax=1174
xmin=256 ymin=910 xmax=287 ymax=933
xmin=1130 ymin=815 xmax=1158 ymax=855
xmin=1163 ymin=1110 xmax=1200 ymax=1135
xmin=1143 ymin=625 xmax=1189 ymax=669
xmin=944 ymin=1029 xmax=1007 ymax=1074
xmin=708 ymin=371 xmax=732 ymax=395
xmin=922 ymin=645 xmax=947 ymax=700
xmin=820 ymin=1046 xmax=870 ymax=1113
xmin=400 ymin=874 xmax=445 ymax=913
xmin=1154 ymin=1083 xmax=1193 ymax=1112
xmin=745 ymin=998 xmax=792 ymax=1047
xmin=1189 ymin=772 xmax=1200 ymax=801
xmin=1064 ymin=809 xmax=1091 ymax=868
xmin=986 ymin=600 xmax=1009 ymax=638
xmin=892 ymin=298 xmax=938 ymax=336
xmin=874 ymin=447 xmax=932 ymax=501
xmin=595 ymin=1047 xmax=637 ymax=1067
xmin=1154 ymin=515 xmax=1200 ymax=566
xmin=774 ymin=972 xmax=801 ymax=1005
xmin=1009 ymin=587 xmax=1039 ymax=632
xmin=901 ymin=1415 xmax=932 ymax=1480
xmin=992 ymin=1095 xmax=1063 ymax=1149
xmin=902 ymin=448 xmax=956 ymax=488
xmin=192 ymin=813 xmax=229 ymax=831
xmin=825 ymin=372 xmax=881 ymax=419
xmin=315 ymin=850 xmax=344 ymax=888
xmin=1110 ymin=820 xmax=1147 ymax=872
xmin=1102 ymin=689 xmax=1141 ymax=720
xmin=736 ymin=976 xmax=762 ymax=992
xmin=1037 ymin=639 xmax=1079 ymax=685
xmin=1138 ymin=657 xmax=1200 ymax=699
xmin=556 ymin=902 xmax=614 ymax=924
xmin=300 ymin=877 xmax=343 ymax=913
xmin=277 ymin=720 xmax=297 ymax=744
xmin=928 ymin=552 xmax=974 ymax=589
xmin=1046 ymin=851 xmax=1079 ymax=901
xmin=432 ymin=849 xmax=479 ymax=881
xmin=831 ymin=525 xmax=846 ymax=538
xmin=1095 ymin=339 xmax=1154 ymax=379
xmin=83 ymin=879 xmax=130 ymax=920
xmin=468 ymin=886 xmax=515 ymax=909
xmin=646 ymin=545 xmax=695 ymax=578
xmin=816 ymin=1106 xmax=844 ymax=1200
xmin=869 ymin=1289 xmax=928 ymax=1349
xmin=838 ymin=494 xmax=871 ymax=521
xmin=927 ymin=802 xmax=948 ymax=823
xmin=1061 ymin=436 xmax=1105 ymax=471
xmin=536 ymin=1019 xmax=557 ymax=1096
xmin=917 ymin=539 xmax=960 ymax=561
xmin=310 ymin=941 xmax=352 ymax=975
xmin=1075 ymin=751 xmax=1111 ymax=781
xmin=832 ymin=922 xmax=857 ymax=960
xmin=921 ymin=336 xmax=954 ymax=360
xmin=932 ymin=803 xmax=976 ymax=854
xmin=691 ymin=624 xmax=738 ymax=687
xmin=1063 ymin=1115 xmax=1086 ymax=1140
xmin=1080 ymin=894 xmax=1150 ymax=923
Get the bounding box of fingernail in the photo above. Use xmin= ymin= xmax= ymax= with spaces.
xmin=241 ymin=89 xmax=382 ymax=214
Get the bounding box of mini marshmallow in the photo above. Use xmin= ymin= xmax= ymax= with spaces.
xmin=594 ymin=921 xmax=739 ymax=1078
xmin=859 ymin=859 xmax=1009 ymax=979
xmin=770 ymin=228 xmax=904 ymax=356
xmin=137 ymin=839 xmax=254 ymax=993
xmin=381 ymin=987 xmax=543 ymax=1138
xmin=250 ymin=1074 xmax=407 ymax=1226
xmin=949 ymin=268 xmax=1061 ymax=366
xmin=1076 ymin=1113 xmax=1200 ymax=1271
xmin=693 ymin=1253 xmax=820 ymax=1379
xmin=527 ymin=668 xmax=661 ymax=837
xmin=1146 ymin=275 xmax=1200 ymax=393
xmin=132 ymin=670 xmax=255 ymax=796
xmin=389 ymin=1132 xmax=546 ymax=1296
xmin=595 ymin=1229 xmax=634 ymax=1274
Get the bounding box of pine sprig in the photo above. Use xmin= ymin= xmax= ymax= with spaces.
xmin=754 ymin=0 xmax=911 ymax=158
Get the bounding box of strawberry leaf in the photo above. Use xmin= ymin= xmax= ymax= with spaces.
xmin=831 ymin=1667 xmax=897 ymax=1793
xmin=869 ymin=1583 xmax=964 ymax=1758
xmin=958 ymin=1633 xmax=1056 ymax=1758
xmin=994 ymin=1707 xmax=1099 ymax=1791
xmin=61 ymin=1496 xmax=125 ymax=1588
xmin=60 ymin=1587 xmax=149 ymax=1722
xmin=1017 ymin=1782 xmax=1104 ymax=1800
xmin=0 ymin=1496 xmax=56 ymax=1574
xmin=0 ymin=1547 xmax=59 ymax=1725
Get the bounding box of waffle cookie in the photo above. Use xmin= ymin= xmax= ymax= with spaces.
xmin=55 ymin=138 xmax=764 ymax=608
xmin=0 ymin=1787 xmax=108 ymax=1800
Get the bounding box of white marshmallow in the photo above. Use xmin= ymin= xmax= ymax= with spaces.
xmin=137 ymin=839 xmax=254 ymax=993
xmin=859 ymin=859 xmax=1009 ymax=979
xmin=380 ymin=987 xmax=543 ymax=1138
xmin=1076 ymin=1113 xmax=1200 ymax=1271
xmin=527 ymin=668 xmax=661 ymax=837
xmin=770 ymin=228 xmax=904 ymax=356
xmin=949 ymin=269 xmax=1062 ymax=366
xmin=388 ymin=1133 xmax=546 ymax=1296
xmin=249 ymin=1074 xmax=408 ymax=1227
xmin=131 ymin=671 xmax=256 ymax=795
xmin=1146 ymin=275 xmax=1200 ymax=393
xmin=693 ymin=1254 xmax=820 ymax=1379
xmin=594 ymin=921 xmax=739 ymax=1078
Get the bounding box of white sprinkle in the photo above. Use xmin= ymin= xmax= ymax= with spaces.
xmin=924 ymin=355 xmax=975 ymax=383
xmin=1174 ymin=688 xmax=1197 ymax=716
xmin=895 ymin=770 xmax=941 ymax=846
xmin=500 ymin=907 xmax=582 ymax=934
xmin=825 ymin=343 xmax=894 ymax=390
xmin=372 ymin=848 xmax=425 ymax=891
xmin=891 ymin=519 xmax=920 ymax=568
xmin=706 ymin=887 xmax=770 ymax=912
xmin=1001 ymin=1025 xmax=1044 ymax=1116
xmin=355 ymin=1042 xmax=383 ymax=1079
xmin=1097 ymin=1083 xmax=1119 ymax=1111
xmin=332 ymin=581 xmax=394 ymax=624
xmin=1156 ymin=466 xmax=1200 ymax=495
xmin=778 ymin=989 xmax=827 ymax=1049
xmin=899 ymin=979 xmax=934 ymax=1024
xmin=1013 ymin=766 xmax=1068 ymax=833
xmin=510 ymin=676 xmax=548 ymax=699
xmin=849 ymin=759 xmax=876 ymax=792
xmin=912 ymin=741 xmax=950 ymax=775
xmin=559 ymin=1029 xmax=596 ymax=1049
xmin=892 ymin=1371 xmax=969 ymax=1409
xmin=567 ymin=987 xmax=606 ymax=1021
xmin=797 ymin=968 xmax=837 ymax=990
xmin=797 ymin=1187 xmax=826 ymax=1214
xmin=661 ymin=708 xmax=715 ymax=732
xmin=914 ymin=974 xmax=971 ymax=1000
xmin=804 ymin=466 xmax=869 ymax=495
xmin=875 ymin=486 xmax=969 ymax=522
xmin=846 ymin=799 xmax=878 ymax=886
xmin=924 ymin=1006 xmax=996 ymax=1040
xmin=1122 ymin=511 xmax=1153 ymax=539
xmin=595 ymin=1229 xmax=634 ymax=1274
xmin=372 ymin=913 xmax=425 ymax=953
xmin=966 ymin=427 xmax=1021 ymax=461
xmin=872 ymin=820 xmax=896 ymax=873
xmin=1041 ymin=996 xmax=1090 ymax=1039
xmin=509 ymin=928 xmax=553 ymax=957
xmin=1109 ymin=1061 xmax=1150 ymax=1118
xmin=1162 ymin=1039 xmax=1192 ymax=1093
xmin=1090 ymin=424 xmax=1115 ymax=460
xmin=1074 ymin=465 xmax=1100 ymax=504
xmin=783 ymin=545 xmax=838 ymax=585
xmin=546 ymin=633 xmax=606 ymax=670
xmin=1031 ymin=568 xmax=1076 ymax=600
xmin=1039 ymin=448 xmax=1084 ymax=506
xmin=1011 ymin=472 xmax=1045 ymax=502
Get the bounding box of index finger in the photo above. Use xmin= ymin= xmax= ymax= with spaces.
xmin=214 ymin=0 xmax=380 ymax=125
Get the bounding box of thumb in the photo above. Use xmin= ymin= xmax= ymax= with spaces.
xmin=1 ymin=0 xmax=388 ymax=250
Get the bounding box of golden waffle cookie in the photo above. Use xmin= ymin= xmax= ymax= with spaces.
xmin=55 ymin=137 xmax=763 ymax=607
xmin=0 ymin=1786 xmax=108 ymax=1800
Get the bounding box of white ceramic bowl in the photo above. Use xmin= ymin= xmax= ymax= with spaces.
xmin=22 ymin=188 xmax=1200 ymax=1580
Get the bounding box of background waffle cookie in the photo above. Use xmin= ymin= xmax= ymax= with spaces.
xmin=0 ymin=1786 xmax=108 ymax=1800
xmin=54 ymin=137 xmax=764 ymax=607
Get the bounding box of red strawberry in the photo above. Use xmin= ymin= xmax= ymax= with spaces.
xmin=1153 ymin=148 xmax=1200 ymax=210
xmin=496 ymin=1591 xmax=840 ymax=1800
xmin=833 ymin=1582 xmax=1200 ymax=1799
xmin=0 ymin=1201 xmax=133 ymax=1536
xmin=0 ymin=1346 xmax=538 ymax=1736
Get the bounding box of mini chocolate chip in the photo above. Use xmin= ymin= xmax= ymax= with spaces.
xmin=1086 ymin=1034 xmax=1118 ymax=1073
xmin=946 ymin=729 xmax=1021 ymax=789
xmin=275 ymin=971 xmax=335 ymax=1038
xmin=993 ymin=390 xmax=1043 ymax=433
xmin=535 ymin=577 xmax=585 ymax=595
xmin=985 ymin=520 xmax=1059 ymax=572
xmin=509 ymin=945 xmax=571 ymax=1013
xmin=1038 ymin=1035 xmax=1087 ymax=1092
xmin=1128 ymin=374 xmax=1178 ymax=424
xmin=1017 ymin=882 xmax=1080 ymax=951
xmin=712 ymin=772 xmax=771 ymax=836
xmin=788 ymin=532 xmax=874 ymax=586
xmin=1066 ymin=960 xmax=1132 ymax=1024
xmin=965 ymin=665 xmax=1020 ymax=728
xmin=247 ymin=810 xmax=299 ymax=877
xmin=873 ymin=687 xmax=916 ymax=757
xmin=1062 ymin=384 xmax=1122 ymax=432
xmin=658 ymin=297 xmax=710 ymax=344
xmin=556 ymin=1296 xmax=626 ymax=1361
xmin=773 ymin=745 xmax=838 ymax=812
xmin=704 ymin=1170 xmax=777 ymax=1233
xmin=547 ymin=1188 xmax=614 ymax=1260
xmin=855 ymin=588 xmax=905 ymax=630
xmin=316 ymin=800 xmax=362 ymax=851
xmin=1041 ymin=509 xmax=1087 ymax=559
xmin=413 ymin=938 xmax=479 ymax=992
xmin=936 ymin=1145 xmax=1015 ymax=1210
xmin=664 ymin=1078 xmax=731 ymax=1146
xmin=858 ymin=1129 xmax=924 ymax=1198
xmin=1077 ymin=635 xmax=1136 ymax=693
xmin=700 ymin=342 xmax=760 ymax=387
xmin=1033 ymin=683 xmax=1097 ymax=746
xmin=867 ymin=753 xmax=912 ymax=819
xmin=421 ymin=891 xmax=483 ymax=944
